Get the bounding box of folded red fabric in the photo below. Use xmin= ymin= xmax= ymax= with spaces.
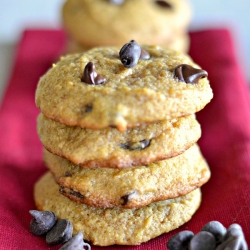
xmin=0 ymin=29 xmax=249 ymax=249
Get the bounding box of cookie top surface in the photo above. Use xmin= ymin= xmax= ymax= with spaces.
xmin=43 ymin=143 xmax=210 ymax=208
xmin=35 ymin=45 xmax=213 ymax=131
xmin=38 ymin=113 xmax=201 ymax=168
xmin=34 ymin=171 xmax=201 ymax=246
xmin=62 ymin=0 xmax=192 ymax=47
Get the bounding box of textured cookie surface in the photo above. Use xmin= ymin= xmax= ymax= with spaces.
xmin=62 ymin=0 xmax=192 ymax=49
xmin=34 ymin=172 xmax=201 ymax=246
xmin=38 ymin=113 xmax=201 ymax=168
xmin=35 ymin=46 xmax=213 ymax=131
xmin=43 ymin=144 xmax=210 ymax=208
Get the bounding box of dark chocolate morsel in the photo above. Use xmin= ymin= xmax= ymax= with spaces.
xmin=174 ymin=64 xmax=208 ymax=84
xmin=109 ymin=0 xmax=124 ymax=4
xmin=120 ymin=139 xmax=150 ymax=151
xmin=60 ymin=186 xmax=84 ymax=199
xmin=29 ymin=210 xmax=57 ymax=236
xmin=119 ymin=40 xmax=141 ymax=68
xmin=140 ymin=48 xmax=150 ymax=60
xmin=121 ymin=191 xmax=137 ymax=205
xmin=81 ymin=62 xmax=106 ymax=85
xmin=64 ymin=171 xmax=73 ymax=177
xmin=46 ymin=219 xmax=73 ymax=245
xmin=85 ymin=104 xmax=93 ymax=113
xmin=155 ymin=0 xmax=173 ymax=9
xmin=167 ymin=230 xmax=194 ymax=250
xmin=189 ymin=231 xmax=216 ymax=250
xmin=59 ymin=232 xmax=91 ymax=250
xmin=201 ymin=221 xmax=226 ymax=245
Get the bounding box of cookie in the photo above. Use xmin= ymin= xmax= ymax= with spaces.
xmin=35 ymin=45 xmax=213 ymax=131
xmin=38 ymin=113 xmax=201 ymax=168
xmin=65 ymin=32 xmax=190 ymax=55
xmin=43 ymin=143 xmax=210 ymax=208
xmin=34 ymin=171 xmax=202 ymax=246
xmin=62 ymin=0 xmax=192 ymax=52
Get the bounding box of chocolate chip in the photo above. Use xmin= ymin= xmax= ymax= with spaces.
xmin=174 ymin=64 xmax=208 ymax=84
xmin=64 ymin=171 xmax=73 ymax=177
xmin=167 ymin=230 xmax=194 ymax=250
xmin=119 ymin=40 xmax=141 ymax=68
xmin=81 ymin=62 xmax=106 ymax=85
xmin=189 ymin=231 xmax=216 ymax=250
xmin=120 ymin=139 xmax=150 ymax=150
xmin=60 ymin=186 xmax=84 ymax=199
xmin=201 ymin=221 xmax=226 ymax=245
xmin=109 ymin=0 xmax=124 ymax=4
xmin=121 ymin=191 xmax=137 ymax=205
xmin=29 ymin=210 xmax=57 ymax=236
xmin=69 ymin=189 xmax=84 ymax=199
xmin=85 ymin=104 xmax=93 ymax=113
xmin=140 ymin=48 xmax=150 ymax=60
xmin=59 ymin=232 xmax=91 ymax=250
xmin=155 ymin=0 xmax=173 ymax=9
xmin=46 ymin=219 xmax=73 ymax=245
xmin=216 ymin=235 xmax=248 ymax=250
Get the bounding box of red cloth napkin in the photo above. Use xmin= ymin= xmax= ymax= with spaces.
xmin=0 ymin=29 xmax=249 ymax=249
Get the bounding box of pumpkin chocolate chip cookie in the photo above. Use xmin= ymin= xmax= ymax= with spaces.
xmin=37 ymin=113 xmax=201 ymax=168
xmin=62 ymin=0 xmax=192 ymax=52
xmin=34 ymin=171 xmax=202 ymax=246
xmin=43 ymin=143 xmax=210 ymax=209
xmin=35 ymin=44 xmax=213 ymax=131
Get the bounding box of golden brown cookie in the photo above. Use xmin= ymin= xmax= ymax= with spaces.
xmin=43 ymin=144 xmax=210 ymax=208
xmin=35 ymin=45 xmax=213 ymax=131
xmin=38 ymin=113 xmax=201 ymax=168
xmin=34 ymin=171 xmax=202 ymax=246
xmin=62 ymin=0 xmax=192 ymax=52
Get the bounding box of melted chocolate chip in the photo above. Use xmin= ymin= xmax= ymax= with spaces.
xmin=64 ymin=171 xmax=73 ymax=177
xmin=121 ymin=191 xmax=137 ymax=205
xmin=46 ymin=219 xmax=73 ymax=245
xmin=85 ymin=104 xmax=93 ymax=113
xmin=174 ymin=64 xmax=208 ymax=84
xmin=155 ymin=0 xmax=173 ymax=9
xmin=81 ymin=62 xmax=106 ymax=85
xmin=120 ymin=139 xmax=150 ymax=150
xmin=140 ymin=48 xmax=150 ymax=60
xmin=69 ymin=189 xmax=84 ymax=199
xmin=119 ymin=40 xmax=141 ymax=68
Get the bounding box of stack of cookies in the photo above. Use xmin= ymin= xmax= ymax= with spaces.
xmin=34 ymin=42 xmax=213 ymax=246
xmin=61 ymin=0 xmax=193 ymax=54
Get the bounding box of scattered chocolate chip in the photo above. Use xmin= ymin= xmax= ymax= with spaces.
xmin=119 ymin=40 xmax=141 ymax=68
xmin=167 ymin=230 xmax=194 ymax=250
xmin=109 ymin=0 xmax=124 ymax=4
xmin=120 ymin=139 xmax=150 ymax=150
xmin=85 ymin=104 xmax=93 ymax=113
xmin=140 ymin=48 xmax=150 ymax=60
xmin=201 ymin=221 xmax=226 ymax=245
xmin=121 ymin=191 xmax=137 ymax=205
xmin=46 ymin=219 xmax=73 ymax=245
xmin=174 ymin=64 xmax=208 ymax=84
xmin=59 ymin=232 xmax=91 ymax=250
xmin=189 ymin=231 xmax=216 ymax=250
xmin=29 ymin=210 xmax=57 ymax=236
xmin=155 ymin=0 xmax=173 ymax=9
xmin=81 ymin=62 xmax=106 ymax=85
